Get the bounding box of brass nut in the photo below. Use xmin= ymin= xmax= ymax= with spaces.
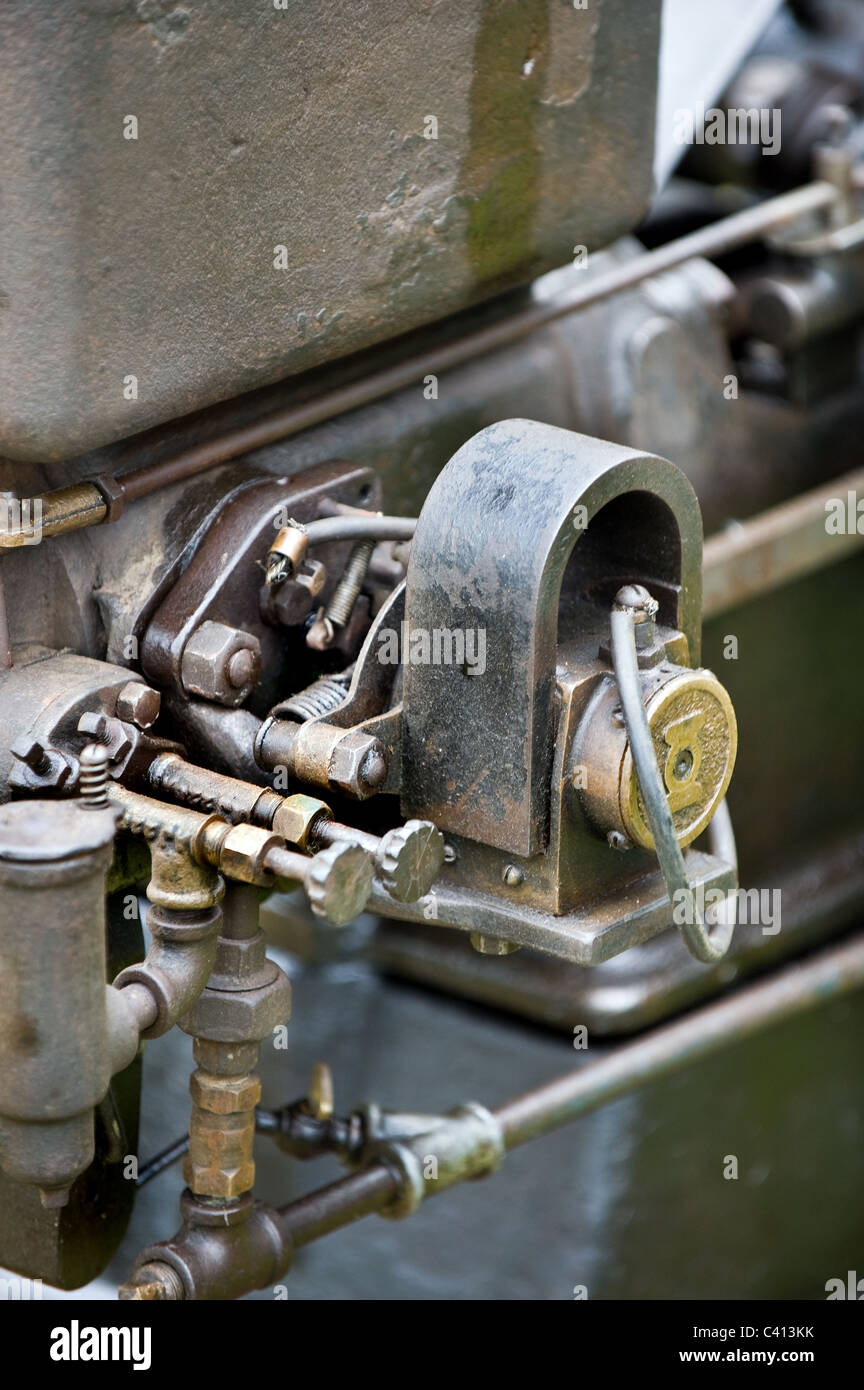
xmin=183 ymin=1161 xmax=256 ymax=1200
xmin=189 ymin=1071 xmax=261 ymax=1115
xmin=180 ymin=622 xmax=261 ymax=708
xmin=219 ymin=822 xmax=280 ymax=884
xmin=183 ymin=1104 xmax=256 ymax=1200
xmin=272 ymin=795 xmax=332 ymax=850
xmin=185 ymin=1107 xmax=256 ymax=1198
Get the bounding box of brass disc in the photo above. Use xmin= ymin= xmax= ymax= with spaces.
xmin=619 ymin=670 xmax=737 ymax=850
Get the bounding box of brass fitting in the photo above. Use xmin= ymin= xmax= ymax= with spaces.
xmin=184 ymin=1066 xmax=262 ymax=1200
xmin=265 ymin=524 xmax=309 ymax=587
xmin=271 ymin=794 xmax=332 ymax=850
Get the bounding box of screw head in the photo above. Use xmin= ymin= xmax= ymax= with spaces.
xmin=227 ymin=647 xmax=257 ymax=689
xmin=607 ymin=830 xmax=633 ymax=852
xmin=613 ymin=584 xmax=659 ymax=622
xmin=502 ymin=863 xmax=524 ymax=887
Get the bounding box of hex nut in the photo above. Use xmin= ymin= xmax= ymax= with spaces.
xmin=219 ymin=822 xmax=280 ymax=884
xmin=184 ymin=1107 xmax=256 ymax=1199
xmin=76 ymin=712 xmax=133 ymax=764
xmin=271 ymin=795 xmax=332 ymax=850
xmin=189 ymin=1072 xmax=262 ymax=1115
xmin=180 ymin=969 xmax=292 ymax=1044
xmin=328 ymin=729 xmax=388 ymax=799
xmin=180 ymin=622 xmax=261 ymax=707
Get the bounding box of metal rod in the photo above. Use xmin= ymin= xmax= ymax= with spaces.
xmin=0 ymin=566 xmax=11 ymax=669
xmin=494 ymin=933 xmax=864 ymax=1149
xmin=266 ymin=936 xmax=864 ymax=1249
xmin=127 ymin=934 xmax=864 ymax=1294
xmin=703 ymin=465 xmax=864 ymax=617
xmin=278 ymin=1164 xmax=399 ymax=1247
xmin=1 ymin=181 xmax=839 ymax=548
xmin=303 ymin=515 xmax=416 ymax=547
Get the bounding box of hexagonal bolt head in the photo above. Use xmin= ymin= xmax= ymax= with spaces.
xmin=76 ymin=712 xmax=133 ymax=763
xmin=180 ymin=621 xmax=261 ymax=708
xmin=327 ymin=730 xmax=388 ymax=799
xmin=115 ymin=680 xmax=161 ymax=729
xmin=11 ymin=734 xmax=48 ymax=772
xmin=272 ymin=559 xmax=327 ymax=626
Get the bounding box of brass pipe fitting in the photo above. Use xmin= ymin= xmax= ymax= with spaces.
xmin=119 ymin=1191 xmax=291 ymax=1301
xmin=181 ymin=888 xmax=290 ymax=1202
xmin=185 ymin=1052 xmax=261 ymax=1200
xmin=147 ymin=752 xmax=444 ymax=902
xmin=111 ymin=782 xmax=374 ymax=925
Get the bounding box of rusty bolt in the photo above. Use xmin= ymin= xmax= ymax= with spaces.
xmin=11 ymin=735 xmax=49 ymax=774
xmin=10 ymin=735 xmax=78 ymax=792
xmin=116 ymin=680 xmax=161 ymax=729
xmin=328 ymin=729 xmax=388 ymax=799
xmin=77 ymin=711 xmax=133 ymax=764
xmin=180 ymin=621 xmax=261 ymax=708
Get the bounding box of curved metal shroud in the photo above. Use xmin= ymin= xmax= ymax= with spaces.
xmin=401 ymin=419 xmax=703 ymax=856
